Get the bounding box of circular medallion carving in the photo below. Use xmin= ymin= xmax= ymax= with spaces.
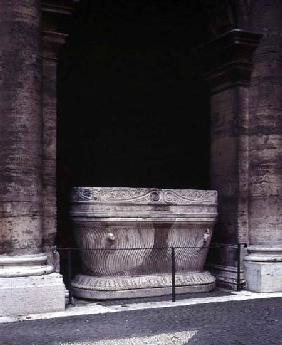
xmin=150 ymin=190 xmax=160 ymax=202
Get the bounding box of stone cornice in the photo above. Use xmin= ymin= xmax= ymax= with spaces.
xmin=197 ymin=29 xmax=262 ymax=94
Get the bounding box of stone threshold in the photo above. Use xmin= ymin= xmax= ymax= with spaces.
xmin=1 ymin=289 xmax=282 ymax=324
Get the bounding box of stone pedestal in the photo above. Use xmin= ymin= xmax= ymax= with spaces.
xmin=0 ymin=274 xmax=65 ymax=316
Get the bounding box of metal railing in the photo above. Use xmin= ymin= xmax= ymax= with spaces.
xmin=57 ymin=243 xmax=247 ymax=305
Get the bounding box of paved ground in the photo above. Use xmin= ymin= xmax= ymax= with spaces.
xmin=0 ymin=298 xmax=282 ymax=345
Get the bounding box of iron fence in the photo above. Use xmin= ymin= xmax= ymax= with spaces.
xmin=57 ymin=243 xmax=247 ymax=305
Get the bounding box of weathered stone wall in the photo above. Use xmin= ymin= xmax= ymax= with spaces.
xmin=0 ymin=0 xmax=43 ymax=255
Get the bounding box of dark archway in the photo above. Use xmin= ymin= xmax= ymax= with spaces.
xmin=57 ymin=1 xmax=211 ymax=248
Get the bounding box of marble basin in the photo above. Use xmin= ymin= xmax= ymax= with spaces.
xmin=70 ymin=187 xmax=217 ymax=299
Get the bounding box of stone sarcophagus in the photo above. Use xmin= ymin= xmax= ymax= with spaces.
xmin=70 ymin=187 xmax=217 ymax=299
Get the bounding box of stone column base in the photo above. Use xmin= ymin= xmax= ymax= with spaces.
xmin=244 ymin=246 xmax=282 ymax=292
xmin=72 ymin=272 xmax=215 ymax=300
xmin=0 ymin=254 xmax=66 ymax=316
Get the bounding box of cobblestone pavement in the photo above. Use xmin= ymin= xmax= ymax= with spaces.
xmin=0 ymin=298 xmax=282 ymax=345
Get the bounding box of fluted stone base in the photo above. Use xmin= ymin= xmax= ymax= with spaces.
xmin=72 ymin=272 xmax=215 ymax=300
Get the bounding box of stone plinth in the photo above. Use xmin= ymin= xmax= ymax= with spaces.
xmin=245 ymin=246 xmax=282 ymax=293
xmin=0 ymin=273 xmax=65 ymax=316
xmin=70 ymin=187 xmax=217 ymax=299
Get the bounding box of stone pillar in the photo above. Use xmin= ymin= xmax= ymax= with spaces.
xmin=42 ymin=31 xmax=67 ymax=271
xmin=41 ymin=0 xmax=72 ymax=273
xmin=0 ymin=1 xmax=65 ymax=316
xmin=198 ymin=29 xmax=262 ymax=289
xmin=244 ymin=1 xmax=282 ymax=292
xmin=201 ymin=0 xmax=282 ymax=292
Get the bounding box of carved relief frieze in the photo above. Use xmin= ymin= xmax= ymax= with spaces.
xmin=71 ymin=187 xmax=217 ymax=205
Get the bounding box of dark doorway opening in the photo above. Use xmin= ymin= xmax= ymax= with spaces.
xmin=57 ymin=1 xmax=211 ymax=248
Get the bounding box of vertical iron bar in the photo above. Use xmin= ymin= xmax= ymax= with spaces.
xmin=68 ymin=248 xmax=73 ymax=305
xmin=237 ymin=243 xmax=241 ymax=291
xmin=171 ymin=247 xmax=176 ymax=302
